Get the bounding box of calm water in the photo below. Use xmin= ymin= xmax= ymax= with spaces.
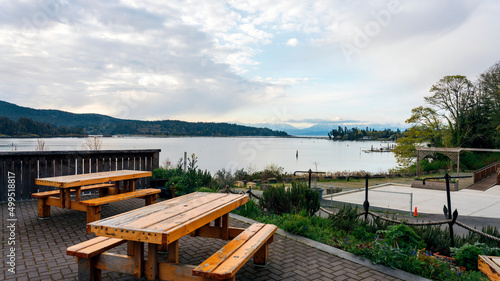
xmin=0 ymin=137 xmax=399 ymax=174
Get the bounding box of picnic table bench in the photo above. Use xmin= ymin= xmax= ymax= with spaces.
xmin=67 ymin=192 xmax=277 ymax=281
xmin=33 ymin=170 xmax=159 ymax=223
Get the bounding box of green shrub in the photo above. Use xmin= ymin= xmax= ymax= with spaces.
xmin=197 ymin=187 xmax=216 ymax=193
xmin=259 ymin=185 xmax=290 ymax=214
xmin=261 ymin=164 xmax=284 ymax=181
xmin=212 ymin=168 xmax=235 ymax=189
xmin=451 ymin=242 xmax=500 ymax=271
xmin=233 ymin=198 xmax=261 ymax=218
xmin=197 ymin=170 xmax=212 ymax=187
xmin=151 ymin=168 xmax=168 ymax=180
xmin=451 ymin=243 xmax=483 ymax=271
xmin=259 ymin=182 xmax=320 ymax=217
xmin=352 ymin=225 xmax=374 ymax=241
xmin=329 ymin=205 xmax=365 ymax=232
xmin=234 ymin=168 xmax=251 ymax=181
xmin=280 ymin=212 xmax=311 ymax=236
xmin=378 ymin=224 xmax=425 ymax=249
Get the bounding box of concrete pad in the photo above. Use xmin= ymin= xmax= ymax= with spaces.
xmin=325 ymin=184 xmax=500 ymax=219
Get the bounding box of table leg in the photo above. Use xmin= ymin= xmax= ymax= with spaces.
xmin=75 ymin=187 xmax=82 ymax=201
xmin=167 ymin=241 xmax=179 ymax=263
xmin=222 ymin=213 xmax=229 ymax=240
xmin=62 ymin=189 xmax=71 ymax=209
xmin=127 ymin=179 xmax=135 ymax=192
xmin=114 ymin=182 xmax=120 ymax=194
xmin=87 ymin=206 xmax=101 ymax=223
xmin=146 ymin=243 xmax=158 ymax=280
xmin=78 ymin=257 xmax=100 ymax=281
xmin=128 ymin=241 xmax=144 ymax=278
xmin=214 ymin=217 xmax=221 ymax=227
xmin=254 ymin=242 xmax=270 ymax=266
xmin=145 ymin=194 xmax=157 ymax=205
xmin=37 ymin=198 xmax=50 ymax=218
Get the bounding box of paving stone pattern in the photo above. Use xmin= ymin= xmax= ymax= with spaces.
xmin=2 ymin=196 xmax=403 ymax=281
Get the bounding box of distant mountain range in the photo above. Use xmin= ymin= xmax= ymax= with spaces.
xmin=246 ymin=122 xmax=405 ymax=136
xmin=0 ymin=100 xmax=288 ymax=137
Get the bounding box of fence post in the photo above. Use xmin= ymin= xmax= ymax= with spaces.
xmin=363 ymin=174 xmax=370 ymax=220
xmin=444 ymin=173 xmax=455 ymax=247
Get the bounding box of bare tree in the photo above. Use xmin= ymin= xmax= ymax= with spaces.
xmin=35 ymin=139 xmax=48 ymax=151
xmin=82 ymin=136 xmax=103 ymax=150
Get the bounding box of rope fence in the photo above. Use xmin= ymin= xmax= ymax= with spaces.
xmin=319 ymin=207 xmax=500 ymax=243
xmin=226 ymin=183 xmax=500 ymax=244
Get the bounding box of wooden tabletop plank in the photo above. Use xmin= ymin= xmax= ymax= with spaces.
xmin=89 ymin=192 xmax=210 ymax=227
xmin=88 ymin=192 xmax=249 ymax=245
xmin=146 ymin=194 xmax=244 ymax=232
xmin=493 ymin=257 xmax=500 ymax=267
xmin=159 ymin=196 xmax=248 ymax=244
xmin=124 ymin=193 xmax=227 ymax=229
xmin=35 ymin=170 xmax=152 ymax=188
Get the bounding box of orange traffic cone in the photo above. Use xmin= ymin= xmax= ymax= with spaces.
xmin=413 ymin=206 xmax=418 ymax=217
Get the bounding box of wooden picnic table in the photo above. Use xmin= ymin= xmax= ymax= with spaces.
xmin=33 ymin=170 xmax=158 ymax=223
xmin=84 ymin=192 xmax=252 ymax=280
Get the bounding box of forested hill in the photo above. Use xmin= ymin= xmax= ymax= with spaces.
xmin=0 ymin=100 xmax=288 ymax=137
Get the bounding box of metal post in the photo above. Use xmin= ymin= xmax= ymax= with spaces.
xmin=416 ymin=150 xmax=420 ymax=178
xmin=308 ymin=169 xmax=312 ymax=189
xmin=183 ymin=152 xmax=187 ymax=172
xmin=363 ymin=174 xmax=370 ymax=219
xmin=444 ymin=173 xmax=455 ymax=247
xmin=410 ymin=193 xmax=413 ymax=216
xmin=422 ymin=173 xmax=471 ymax=248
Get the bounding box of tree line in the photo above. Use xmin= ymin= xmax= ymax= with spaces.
xmin=394 ymin=60 xmax=500 ymax=168
xmin=0 ymin=117 xmax=85 ymax=137
xmin=328 ymin=126 xmax=403 ymax=141
xmin=0 ymin=116 xmax=288 ymax=137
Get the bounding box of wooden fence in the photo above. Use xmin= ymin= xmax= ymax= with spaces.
xmin=0 ymin=149 xmax=160 ymax=202
xmin=474 ymin=162 xmax=500 ymax=183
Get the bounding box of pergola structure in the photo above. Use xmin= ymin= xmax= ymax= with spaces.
xmin=416 ymin=147 xmax=500 ymax=177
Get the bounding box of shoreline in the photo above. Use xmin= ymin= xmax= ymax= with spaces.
xmin=0 ymin=135 xmax=397 ymax=142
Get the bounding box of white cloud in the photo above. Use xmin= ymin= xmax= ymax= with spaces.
xmin=0 ymin=0 xmax=499 ymax=127
xmin=286 ymin=38 xmax=298 ymax=46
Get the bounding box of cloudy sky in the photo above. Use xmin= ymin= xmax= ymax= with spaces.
xmin=1 ymin=0 xmax=499 ymax=129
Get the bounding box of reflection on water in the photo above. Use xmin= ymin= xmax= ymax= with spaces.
xmin=0 ymin=137 xmax=399 ymax=174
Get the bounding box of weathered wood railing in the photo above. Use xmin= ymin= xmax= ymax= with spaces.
xmin=0 ymin=149 xmax=160 ymax=202
xmin=474 ymin=162 xmax=500 ymax=183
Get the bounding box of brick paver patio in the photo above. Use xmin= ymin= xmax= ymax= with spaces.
xmin=2 ymin=196 xmax=411 ymax=281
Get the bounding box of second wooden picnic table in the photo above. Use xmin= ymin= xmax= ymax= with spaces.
xmin=33 ymin=170 xmax=160 ymax=223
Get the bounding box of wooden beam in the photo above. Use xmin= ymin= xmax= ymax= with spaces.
xmin=70 ymin=201 xmax=88 ymax=212
xmin=89 ymin=226 xmax=163 ymax=244
xmin=194 ymin=226 xmax=245 ymax=240
xmin=46 ymin=196 xmax=62 ymax=208
xmin=158 ymin=262 xmax=212 ymax=281
xmin=95 ymin=253 xmax=134 ymax=275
